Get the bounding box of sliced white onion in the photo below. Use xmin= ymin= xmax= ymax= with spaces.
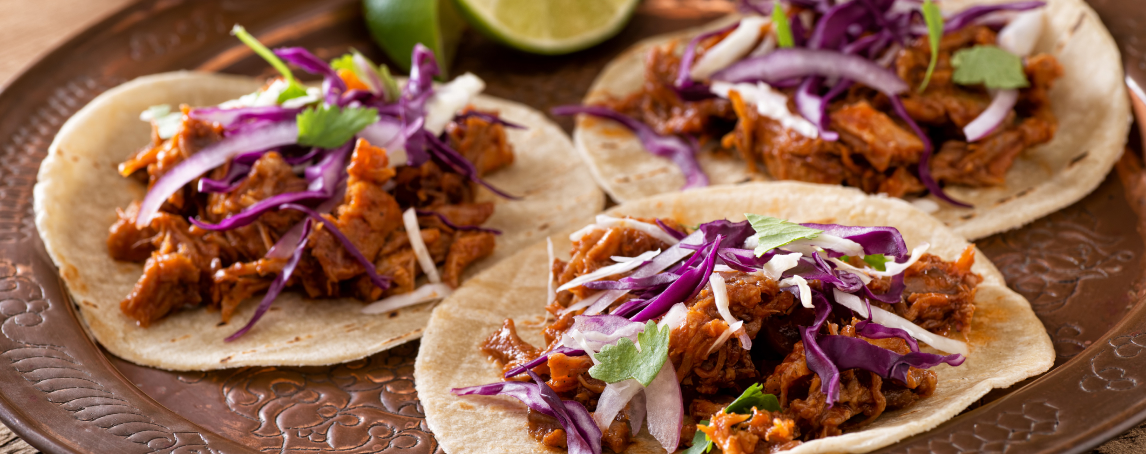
xmin=569 ymin=223 xmax=600 ymax=242
xmin=560 ymin=290 xmax=608 ymax=315
xmin=710 ymin=274 xmax=751 ymax=350
xmin=403 ymin=207 xmax=441 ymax=284
xmin=595 ymin=215 xmax=681 ymax=246
xmin=911 ymin=198 xmax=941 ymax=214
xmin=707 ymin=320 xmax=745 ymax=355
xmin=556 ymin=248 xmax=661 ymax=293
xmin=828 ymin=243 xmax=930 ymax=279
xmin=789 ymin=233 xmax=865 ymax=257
xmin=749 ymin=33 xmax=776 ymax=58
xmin=963 ymin=89 xmax=1018 ymax=142
xmin=779 ymin=275 xmax=812 ymax=308
xmin=831 ymin=288 xmax=969 ymax=356
xmin=280 ymin=87 xmax=322 ymax=109
xmin=592 ymin=379 xmax=644 ymax=431
xmin=546 ymin=237 xmax=556 ymax=306
xmin=578 ymin=231 xmax=702 ymax=315
xmin=691 ymin=16 xmax=772 ymax=81
xmin=658 ymin=302 xmax=689 ymax=331
xmin=362 ymin=283 xmax=452 ymax=314
xmin=645 ymin=362 xmax=683 ymax=452
xmin=711 ymin=81 xmax=819 ymax=138
xmin=423 ymin=72 xmax=485 ymax=135
xmin=560 ymin=322 xmax=645 ymax=353
xmin=357 ymin=119 xmax=407 ymax=167
xmin=998 ymin=9 xmax=1045 ymax=57
xmin=626 ymin=391 xmax=647 ymax=435
xmin=761 ymin=252 xmax=804 ymax=281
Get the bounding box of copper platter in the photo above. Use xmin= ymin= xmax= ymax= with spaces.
xmin=2 ymin=0 xmax=1146 ymax=452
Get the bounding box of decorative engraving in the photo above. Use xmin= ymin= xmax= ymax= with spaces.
xmin=129 ymin=10 xmax=228 ymax=62
xmin=901 ymin=401 xmax=1060 ymax=454
xmin=215 ymin=343 xmax=437 ymax=453
xmin=0 ymin=259 xmax=217 ymax=453
xmin=0 ymin=74 xmax=122 ymax=242
xmin=1080 ymin=334 xmax=1146 ymax=393
xmin=1051 ymin=323 xmax=1089 ymax=359
xmin=980 ymin=209 xmax=1135 ymax=314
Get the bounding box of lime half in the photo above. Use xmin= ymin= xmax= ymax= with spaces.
xmin=452 ymin=0 xmax=639 ymax=55
xmin=364 ymin=0 xmax=466 ymax=76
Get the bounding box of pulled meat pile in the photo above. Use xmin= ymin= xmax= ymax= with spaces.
xmin=600 ymin=25 xmax=1062 ymax=198
xmin=481 ymin=219 xmax=981 ymax=452
xmin=108 ymin=107 xmax=513 ymax=326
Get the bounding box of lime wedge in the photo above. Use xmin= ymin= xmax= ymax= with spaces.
xmin=452 ymin=0 xmax=639 ymax=55
xmin=363 ymin=0 xmax=466 ymax=76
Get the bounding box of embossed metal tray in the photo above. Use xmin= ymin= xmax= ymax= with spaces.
xmin=1 ymin=0 xmax=1145 ymax=452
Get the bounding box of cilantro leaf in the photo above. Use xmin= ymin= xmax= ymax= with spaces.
xmin=746 ymin=214 xmax=822 ymax=257
xmin=725 ymin=383 xmax=781 ymax=414
xmin=862 ymin=254 xmax=890 ymax=271
xmin=331 ymin=54 xmax=355 ymax=73
xmin=297 ymin=105 xmax=380 ymax=149
xmin=919 ymin=0 xmax=944 ymax=93
xmin=951 ymin=45 xmax=1030 ymax=89
xmin=684 ymin=420 xmax=713 ymax=454
xmin=685 ymin=385 xmax=781 ymax=454
xmin=231 ymin=25 xmax=309 ymax=103
xmin=588 ymin=321 xmax=670 ymax=387
xmin=772 ymin=3 xmax=795 ymax=49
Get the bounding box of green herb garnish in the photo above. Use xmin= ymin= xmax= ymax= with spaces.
xmin=686 ymin=384 xmax=781 ymax=453
xmin=919 ymin=0 xmax=944 ymax=92
xmin=296 ymin=105 xmax=380 ymax=149
xmin=331 ymin=50 xmax=401 ymax=103
xmin=841 ymin=254 xmax=890 ymax=271
xmin=747 ymin=214 xmax=822 ymax=257
xmin=951 ymin=45 xmax=1030 ymax=89
xmin=231 ymin=25 xmax=309 ymax=103
xmin=684 ymin=420 xmax=713 ymax=454
xmin=772 ymin=3 xmax=795 ymax=49
xmin=862 ymin=254 xmax=890 ymax=271
xmin=726 ymin=383 xmax=781 ymax=414
xmin=588 ymin=321 xmax=670 ymax=387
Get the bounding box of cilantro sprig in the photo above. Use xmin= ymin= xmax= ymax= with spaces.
xmin=332 ymin=50 xmax=401 ymax=103
xmin=746 ymin=214 xmax=822 ymax=257
xmin=686 ymin=384 xmax=781 ymax=454
xmin=841 ymin=254 xmax=891 ymax=271
xmin=231 ymin=25 xmax=309 ymax=104
xmin=772 ymin=3 xmax=795 ymax=49
xmin=951 ymin=45 xmax=1030 ymax=89
xmin=297 ymin=105 xmax=380 ymax=149
xmin=919 ymin=0 xmax=944 ymax=93
xmin=588 ymin=321 xmax=670 ymax=387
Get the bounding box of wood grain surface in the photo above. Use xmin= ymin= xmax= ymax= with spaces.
xmin=0 ymin=0 xmax=1139 ymax=453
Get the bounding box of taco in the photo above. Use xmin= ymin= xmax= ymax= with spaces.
xmin=416 ymin=182 xmax=1053 ymax=454
xmin=557 ymin=0 xmax=1128 ymax=240
xmin=33 ymin=28 xmax=604 ymax=371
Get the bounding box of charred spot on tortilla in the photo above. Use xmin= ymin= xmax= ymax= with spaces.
xmin=1069 ymin=151 xmax=1090 ymax=167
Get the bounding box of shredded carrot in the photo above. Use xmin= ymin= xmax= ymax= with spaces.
xmin=338 ymin=69 xmax=369 ymax=91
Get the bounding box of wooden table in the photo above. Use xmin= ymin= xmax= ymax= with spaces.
xmin=0 ymin=0 xmax=1141 ymax=453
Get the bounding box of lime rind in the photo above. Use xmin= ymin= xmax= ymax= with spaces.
xmin=451 ymin=0 xmax=639 ymax=55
